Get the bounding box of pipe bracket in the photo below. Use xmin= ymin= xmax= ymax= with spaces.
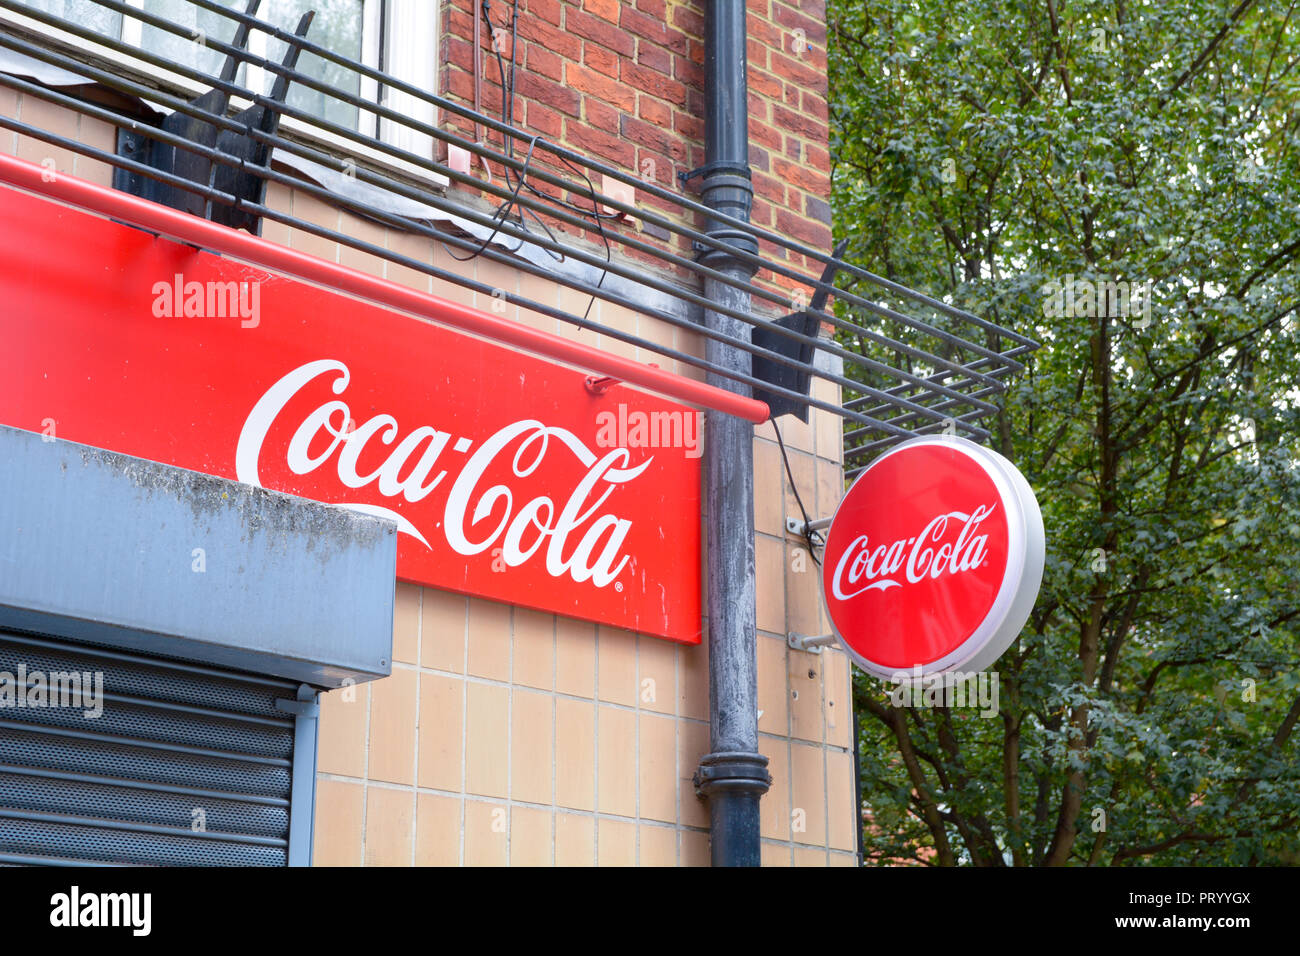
xmin=693 ymin=752 xmax=772 ymax=798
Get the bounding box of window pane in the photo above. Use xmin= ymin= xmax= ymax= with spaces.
xmin=15 ymin=0 xmax=366 ymax=132
xmin=263 ymin=0 xmax=362 ymax=132
xmin=140 ymin=0 xmax=246 ymax=82
xmin=138 ymin=0 xmax=363 ymax=131
xmin=13 ymin=0 xmax=122 ymax=38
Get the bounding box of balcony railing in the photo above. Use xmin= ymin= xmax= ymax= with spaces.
xmin=0 ymin=0 xmax=1038 ymax=466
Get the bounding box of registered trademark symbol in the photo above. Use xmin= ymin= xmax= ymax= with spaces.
xmin=615 ymin=581 xmax=623 ymax=592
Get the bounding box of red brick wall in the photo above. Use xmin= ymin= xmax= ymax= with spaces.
xmin=438 ymin=0 xmax=833 ymax=307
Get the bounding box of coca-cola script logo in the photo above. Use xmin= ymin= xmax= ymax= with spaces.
xmin=0 ymin=186 xmax=702 ymax=642
xmin=821 ymin=437 xmax=1043 ymax=678
xmin=830 ymin=503 xmax=998 ymax=599
xmin=235 ymin=359 xmax=649 ymax=588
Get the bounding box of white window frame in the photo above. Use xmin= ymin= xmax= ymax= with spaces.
xmin=1 ymin=0 xmax=445 ymax=187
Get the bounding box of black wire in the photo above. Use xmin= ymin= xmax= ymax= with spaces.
xmin=485 ymin=0 xmax=615 ymax=225
xmin=480 ymin=0 xmax=558 ymax=255
xmin=444 ymin=133 xmax=542 ymax=261
xmin=468 ymin=0 xmax=571 ymax=262
xmin=475 ymin=0 xmax=613 ymax=319
xmin=554 ymin=153 xmax=612 ymax=322
xmin=508 ymin=0 xmax=519 ymax=136
xmin=771 ymin=417 xmax=823 ymax=566
xmin=481 ymin=1 xmax=508 ymax=159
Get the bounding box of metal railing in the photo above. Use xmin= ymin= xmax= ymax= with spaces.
xmin=0 ymin=0 xmax=1038 ymax=463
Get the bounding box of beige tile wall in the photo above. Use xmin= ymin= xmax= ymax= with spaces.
xmin=299 ymin=204 xmax=857 ymax=864
xmin=0 ymin=89 xmax=858 ymax=865
xmin=1 ymin=90 xmax=118 ymax=187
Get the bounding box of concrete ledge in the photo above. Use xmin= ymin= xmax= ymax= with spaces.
xmin=0 ymin=424 xmax=395 ymax=687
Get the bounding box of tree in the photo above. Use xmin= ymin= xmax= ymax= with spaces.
xmin=828 ymin=0 xmax=1300 ymax=865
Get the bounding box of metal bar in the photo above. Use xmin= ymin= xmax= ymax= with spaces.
xmin=788 ymin=632 xmax=837 ymax=652
xmin=0 ymin=27 xmax=1019 ymax=396
xmin=845 ymin=404 xmax=1018 ymax=473
xmin=0 ymin=0 xmax=1036 ymax=356
xmin=845 ymin=368 xmax=1015 ymax=427
xmin=0 ymin=151 xmax=771 ymax=422
xmin=0 ymin=719 xmax=292 ymax=767
xmin=0 ymin=0 xmax=1039 ymax=445
xmin=0 ymin=764 xmax=289 ymax=807
xmin=169 ymin=0 xmax=1037 ymax=344
xmin=845 ymin=350 xmax=1030 ymax=413
xmin=844 ymin=375 xmax=1012 ymax=432
xmin=0 ymin=118 xmax=899 ymax=442
xmin=0 ymin=808 xmax=288 ymax=847
xmin=281 ymin=686 xmax=319 ymax=868
xmin=0 ymin=94 xmax=993 ymax=444
xmin=0 ymin=49 xmax=1007 ymax=433
xmin=846 ymin=383 xmax=1012 ymax=446
xmin=75 ymin=691 xmax=294 ymax=729
xmin=847 ymin=406 xmax=990 ymax=451
xmin=0 ymin=109 xmax=857 ymax=429
xmin=0 ymin=105 xmax=969 ymax=439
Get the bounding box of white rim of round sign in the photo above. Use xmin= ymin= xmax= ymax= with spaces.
xmin=819 ymin=435 xmax=1045 ymax=681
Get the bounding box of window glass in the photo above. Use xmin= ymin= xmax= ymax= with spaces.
xmin=141 ymin=0 xmax=244 ymax=81
xmin=139 ymin=0 xmax=362 ymax=131
xmin=15 ymin=0 xmax=122 ymax=38
xmin=13 ymin=0 xmax=403 ymax=142
xmin=263 ymin=0 xmax=363 ymax=132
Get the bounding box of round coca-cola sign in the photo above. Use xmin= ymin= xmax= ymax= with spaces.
xmin=821 ymin=436 xmax=1044 ymax=679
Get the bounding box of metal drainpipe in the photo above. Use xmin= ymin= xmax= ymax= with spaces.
xmin=691 ymin=0 xmax=771 ymax=867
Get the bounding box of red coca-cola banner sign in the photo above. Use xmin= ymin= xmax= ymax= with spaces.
xmin=821 ymin=437 xmax=1044 ymax=677
xmin=0 ymin=187 xmax=702 ymax=643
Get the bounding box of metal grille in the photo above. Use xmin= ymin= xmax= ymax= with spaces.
xmin=0 ymin=0 xmax=1038 ymax=454
xmin=0 ymin=630 xmax=298 ymax=866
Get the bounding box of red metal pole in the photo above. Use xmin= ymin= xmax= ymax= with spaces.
xmin=0 ymin=152 xmax=771 ymax=423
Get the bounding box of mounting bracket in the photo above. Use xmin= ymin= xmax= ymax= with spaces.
xmin=786 ymin=516 xmax=833 ymax=538
xmin=788 ymin=632 xmax=837 ymax=654
xmin=751 ymin=238 xmax=849 ymax=421
xmin=112 ymin=0 xmax=315 ymax=235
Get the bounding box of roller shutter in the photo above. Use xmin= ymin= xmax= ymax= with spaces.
xmin=0 ymin=629 xmax=316 ymax=866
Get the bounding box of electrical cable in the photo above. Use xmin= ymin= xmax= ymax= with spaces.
xmin=554 ymin=151 xmax=612 ymax=322
xmin=0 ymin=0 xmax=1034 ymax=444
xmin=461 ymin=0 xmax=565 ymax=260
xmin=475 ymin=0 xmax=613 ymax=320
xmin=443 ymin=133 xmax=541 ymax=260
xmin=771 ymin=417 xmax=824 ymax=565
